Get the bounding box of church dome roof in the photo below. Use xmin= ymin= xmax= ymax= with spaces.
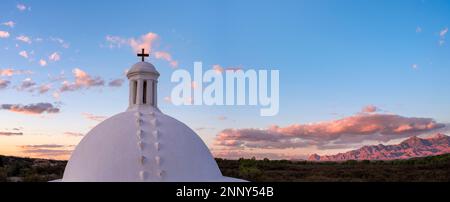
xmin=127 ymin=62 xmax=159 ymax=78
xmin=62 ymin=108 xmax=242 ymax=182
xmin=61 ymin=54 xmax=244 ymax=182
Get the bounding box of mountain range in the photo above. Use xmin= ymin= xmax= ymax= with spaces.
xmin=308 ymin=133 xmax=450 ymax=161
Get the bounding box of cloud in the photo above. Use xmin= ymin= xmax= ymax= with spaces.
xmin=82 ymin=112 xmax=107 ymax=122
xmin=211 ymin=64 xmax=243 ymax=74
xmin=2 ymin=21 xmax=15 ymax=28
xmin=0 ymin=68 xmax=33 ymax=77
xmin=214 ymin=112 xmax=446 ymax=150
xmin=16 ymin=35 xmax=32 ymax=44
xmin=21 ymin=149 xmax=73 ymax=158
xmin=17 ymin=4 xmax=29 ymax=11
xmin=412 ymin=64 xmax=418 ymax=69
xmin=64 ymin=131 xmax=84 ymax=137
xmin=59 ymin=68 xmax=104 ymax=92
xmin=416 ymin=26 xmax=422 ymax=33
xmin=18 ymin=78 xmax=37 ymax=91
xmin=154 ymin=51 xmax=178 ymax=68
xmin=38 ymin=84 xmax=51 ymax=94
xmin=0 ymin=31 xmax=10 ymax=38
xmin=49 ymin=52 xmax=60 ymax=61
xmin=439 ymin=27 xmax=448 ymax=46
xmin=106 ymin=32 xmax=159 ymax=53
xmin=0 ymin=103 xmax=60 ymax=114
xmin=129 ymin=32 xmax=159 ymax=53
xmin=108 ymin=78 xmax=124 ymax=87
xmin=212 ymin=64 xmax=224 ymax=74
xmin=439 ymin=27 xmax=448 ymax=37
xmin=0 ymin=131 xmax=23 ymax=136
xmin=50 ymin=37 xmax=70 ymax=48
xmin=218 ymin=116 xmax=228 ymax=121
xmin=39 ymin=59 xmax=47 ymax=67
xmin=19 ymin=50 xmax=28 ymax=58
xmin=20 ymin=144 xmax=66 ymax=149
xmin=19 ymin=144 xmax=75 ymax=159
xmin=105 ymin=33 xmax=180 ymax=68
xmin=361 ymin=105 xmax=378 ymax=113
xmin=0 ymin=79 xmax=10 ymax=89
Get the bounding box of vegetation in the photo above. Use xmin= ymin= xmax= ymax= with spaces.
xmin=217 ymin=154 xmax=450 ymax=182
xmin=0 ymin=155 xmax=66 ymax=182
xmin=1 ymin=154 xmax=449 ymax=182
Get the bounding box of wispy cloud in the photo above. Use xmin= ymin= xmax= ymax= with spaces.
xmin=49 ymin=52 xmax=60 ymax=62
xmin=38 ymin=83 xmax=51 ymax=94
xmin=416 ymin=26 xmax=422 ymax=33
xmin=0 ymin=68 xmax=33 ymax=76
xmin=20 ymin=144 xmax=66 ymax=149
xmin=108 ymin=78 xmax=124 ymax=87
xmin=0 ymin=131 xmax=23 ymax=136
xmin=19 ymin=144 xmax=74 ymax=159
xmin=64 ymin=131 xmax=84 ymax=137
xmin=0 ymin=31 xmax=10 ymax=38
xmin=50 ymin=37 xmax=70 ymax=49
xmin=16 ymin=4 xmax=29 ymax=11
xmin=82 ymin=112 xmax=107 ymax=122
xmin=16 ymin=35 xmax=32 ymax=44
xmin=0 ymin=103 xmax=60 ymax=115
xmin=154 ymin=51 xmax=178 ymax=68
xmin=60 ymin=68 xmax=104 ymax=92
xmin=19 ymin=50 xmax=28 ymax=58
xmin=105 ymin=32 xmax=179 ymax=67
xmin=2 ymin=21 xmax=15 ymax=28
xmin=106 ymin=32 xmax=159 ymax=53
xmin=0 ymin=79 xmax=10 ymax=89
xmin=439 ymin=27 xmax=448 ymax=46
xmin=17 ymin=78 xmax=37 ymax=91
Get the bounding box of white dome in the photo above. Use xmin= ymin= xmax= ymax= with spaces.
xmin=127 ymin=62 xmax=159 ymax=77
xmin=62 ymin=107 xmax=243 ymax=182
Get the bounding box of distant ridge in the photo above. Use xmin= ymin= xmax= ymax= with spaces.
xmin=308 ymin=133 xmax=450 ymax=161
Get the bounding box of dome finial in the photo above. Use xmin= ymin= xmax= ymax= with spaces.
xmin=137 ymin=48 xmax=149 ymax=62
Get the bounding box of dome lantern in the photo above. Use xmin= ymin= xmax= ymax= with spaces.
xmin=127 ymin=49 xmax=160 ymax=110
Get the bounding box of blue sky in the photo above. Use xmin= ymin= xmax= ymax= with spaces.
xmin=0 ymin=0 xmax=449 ymax=159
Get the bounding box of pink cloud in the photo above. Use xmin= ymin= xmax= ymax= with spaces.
xmin=82 ymin=112 xmax=107 ymax=122
xmin=106 ymin=32 xmax=159 ymax=53
xmin=19 ymin=50 xmax=28 ymax=58
xmin=129 ymin=32 xmax=159 ymax=53
xmin=0 ymin=31 xmax=10 ymax=38
xmin=16 ymin=35 xmax=32 ymax=44
xmin=39 ymin=59 xmax=47 ymax=66
xmin=0 ymin=68 xmax=33 ymax=76
xmin=214 ymin=112 xmax=446 ymax=150
xmin=105 ymin=33 xmax=178 ymax=67
xmin=0 ymin=103 xmax=60 ymax=115
xmin=361 ymin=105 xmax=378 ymax=113
xmin=211 ymin=64 xmax=243 ymax=74
xmin=2 ymin=21 xmax=15 ymax=28
xmin=64 ymin=132 xmax=84 ymax=137
xmin=154 ymin=51 xmax=178 ymax=68
xmin=49 ymin=52 xmax=60 ymax=61
xmin=59 ymin=68 xmax=104 ymax=92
